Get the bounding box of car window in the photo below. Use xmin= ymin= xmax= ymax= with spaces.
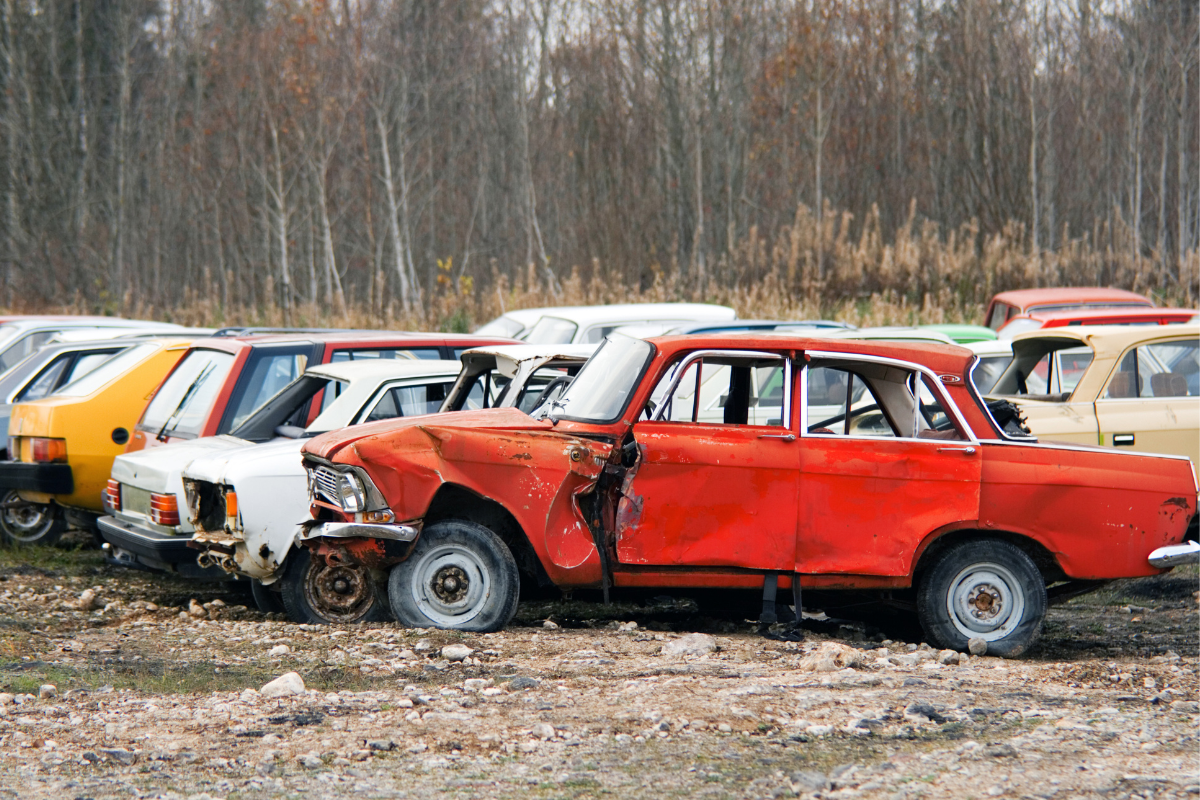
xmin=19 ymin=349 xmax=122 ymax=403
xmin=988 ymin=303 xmax=1014 ymax=330
xmin=523 ymin=316 xmax=578 ymax=345
xmin=139 ymin=349 xmax=236 ymax=437
xmin=515 ymin=365 xmax=577 ymax=414
xmin=650 ymin=355 xmax=786 ymax=427
xmin=329 ymin=348 xmax=434 ymax=362
xmin=15 ymin=355 xmax=72 ymax=402
xmin=805 ymin=366 xmax=896 ymax=437
xmin=361 ymin=381 xmax=453 ymax=423
xmin=225 ymin=350 xmax=311 ymax=431
xmin=0 ymin=331 xmax=56 ymax=373
xmin=972 ymin=356 xmax=1012 ymax=393
xmin=1106 ymin=339 xmax=1199 ymax=399
xmin=1056 ymin=347 xmax=1093 ymax=393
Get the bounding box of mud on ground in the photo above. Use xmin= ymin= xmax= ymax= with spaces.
xmin=0 ymin=535 xmax=1195 ymax=800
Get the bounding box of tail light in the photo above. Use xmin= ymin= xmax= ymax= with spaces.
xmin=28 ymin=438 xmax=67 ymax=463
xmin=104 ymin=479 xmax=122 ymax=512
xmin=149 ymin=492 xmax=180 ymax=526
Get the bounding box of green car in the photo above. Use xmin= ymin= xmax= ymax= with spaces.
xmin=919 ymin=324 xmax=998 ymax=344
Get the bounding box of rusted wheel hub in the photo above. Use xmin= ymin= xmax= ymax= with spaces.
xmin=304 ymin=562 xmax=374 ymax=620
xmin=432 ymin=566 xmax=469 ymax=604
xmin=946 ymin=562 xmax=1025 ymax=641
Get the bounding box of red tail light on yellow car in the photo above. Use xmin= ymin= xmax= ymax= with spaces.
xmin=149 ymin=492 xmax=180 ymax=526
xmin=28 ymin=438 xmax=67 ymax=463
xmin=104 ymin=479 xmax=122 ymax=512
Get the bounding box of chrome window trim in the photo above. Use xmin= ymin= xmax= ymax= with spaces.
xmin=649 ymin=349 xmax=789 ymax=427
xmin=973 ymin=437 xmax=1195 ymax=462
xmin=799 ymin=350 xmax=980 ymax=445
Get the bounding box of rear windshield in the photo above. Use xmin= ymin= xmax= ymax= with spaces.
xmin=16 ymin=348 xmax=123 ymax=403
xmin=524 ymin=316 xmax=578 ymax=344
xmin=221 ymin=347 xmax=313 ymax=432
xmin=139 ymin=349 xmax=236 ymax=438
xmin=55 ymin=344 xmax=158 ymax=397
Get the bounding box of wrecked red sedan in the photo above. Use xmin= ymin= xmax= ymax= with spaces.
xmin=299 ymin=334 xmax=1198 ymax=656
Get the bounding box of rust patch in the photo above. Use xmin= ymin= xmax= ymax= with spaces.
xmin=310 ymin=537 xmax=411 ymax=569
xmin=1162 ymin=496 xmax=1193 ymax=511
xmin=510 ymin=452 xmax=533 ymax=460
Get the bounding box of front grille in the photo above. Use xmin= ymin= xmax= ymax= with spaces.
xmin=310 ymin=465 xmax=343 ymax=507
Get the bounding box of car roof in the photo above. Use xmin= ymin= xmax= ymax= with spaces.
xmin=306 ymin=359 xmax=463 ymax=382
xmin=177 ymin=331 xmax=518 ymax=353
xmin=810 ymin=326 xmax=957 ymax=344
xmin=1010 ymin=322 xmax=1200 ymax=353
xmin=991 ymin=287 xmax=1152 ymax=308
xmin=459 ymin=343 xmax=598 ymax=361
xmin=523 ymin=303 xmax=737 ymax=327
xmin=1022 ymin=307 xmax=1197 ymax=323
xmin=0 ymin=317 xmax=184 ymax=334
xmin=966 ymin=339 xmax=1013 ymax=356
xmin=645 ymin=332 xmax=975 ymax=374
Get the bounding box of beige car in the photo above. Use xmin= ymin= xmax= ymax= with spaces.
xmin=988 ymin=323 xmax=1199 ymax=465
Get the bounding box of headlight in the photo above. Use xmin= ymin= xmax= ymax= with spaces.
xmin=338 ymin=472 xmax=366 ymax=512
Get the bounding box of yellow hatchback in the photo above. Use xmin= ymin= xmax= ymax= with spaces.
xmin=0 ymin=339 xmax=193 ymax=544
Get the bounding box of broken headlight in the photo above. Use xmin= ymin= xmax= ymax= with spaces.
xmin=307 ymin=462 xmax=381 ymax=514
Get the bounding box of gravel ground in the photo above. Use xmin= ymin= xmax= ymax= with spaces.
xmin=0 ymin=536 xmax=1196 ymax=800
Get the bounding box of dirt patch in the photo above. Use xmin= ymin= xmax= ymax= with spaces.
xmin=0 ymin=546 xmax=1194 ymax=799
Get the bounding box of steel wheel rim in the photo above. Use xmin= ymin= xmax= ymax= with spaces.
xmin=945 ymin=561 xmax=1025 ymax=642
xmin=0 ymin=491 xmax=55 ymax=544
xmin=409 ymin=543 xmax=491 ymax=627
xmin=302 ymin=561 xmax=378 ymax=623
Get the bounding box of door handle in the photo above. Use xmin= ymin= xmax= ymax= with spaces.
xmin=759 ymin=433 xmax=796 ymax=441
xmin=937 ymin=446 xmax=977 ymax=454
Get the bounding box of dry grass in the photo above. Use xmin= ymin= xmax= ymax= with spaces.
xmin=27 ymin=205 xmax=1200 ymax=331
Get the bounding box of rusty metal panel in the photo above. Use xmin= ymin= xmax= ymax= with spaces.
xmin=615 ymin=422 xmax=799 ymax=571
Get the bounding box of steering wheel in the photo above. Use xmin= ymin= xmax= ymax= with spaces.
xmin=528 ymin=375 xmax=573 ymax=413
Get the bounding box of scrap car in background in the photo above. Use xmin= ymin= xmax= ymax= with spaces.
xmin=477 ymin=303 xmax=736 ymax=344
xmin=996 ymin=306 xmax=1197 ymax=339
xmin=182 ymin=344 xmax=595 ymax=623
xmin=102 ymin=359 xmax=461 ymax=589
xmin=0 ymin=338 xmax=201 ymax=543
xmin=985 ymin=287 xmax=1153 ymax=331
xmin=0 ymin=317 xmax=185 ymax=376
xmin=988 ymin=323 xmax=1199 ymax=467
xmin=125 ymin=331 xmax=516 ymax=453
xmin=297 ymin=333 xmax=1197 ymax=656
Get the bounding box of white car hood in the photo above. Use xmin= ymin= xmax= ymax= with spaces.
xmin=184 ymin=437 xmax=307 ymax=486
xmin=112 ymin=435 xmax=248 ymax=492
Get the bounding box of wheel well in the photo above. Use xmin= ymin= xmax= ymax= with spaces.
xmin=424 ymin=484 xmax=552 ymax=586
xmin=913 ymin=529 xmax=1065 ymax=585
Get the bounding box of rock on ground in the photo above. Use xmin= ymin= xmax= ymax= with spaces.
xmin=260 ymin=671 xmax=305 ymax=698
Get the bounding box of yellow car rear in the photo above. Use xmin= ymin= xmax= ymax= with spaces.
xmin=0 ymin=340 xmax=192 ymax=543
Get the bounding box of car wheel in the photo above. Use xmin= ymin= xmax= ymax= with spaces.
xmin=251 ymin=580 xmax=286 ymax=614
xmin=917 ymin=538 xmax=1046 ymax=658
xmin=0 ymin=490 xmax=66 ymax=546
xmin=279 ymin=548 xmax=390 ymax=625
xmin=388 ymin=519 xmax=519 ymax=632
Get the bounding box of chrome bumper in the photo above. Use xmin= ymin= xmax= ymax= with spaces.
xmin=1148 ymin=540 xmax=1200 ymax=568
xmin=297 ymin=521 xmax=419 ymax=542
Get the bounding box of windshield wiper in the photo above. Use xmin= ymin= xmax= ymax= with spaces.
xmin=156 ymin=363 xmax=216 ymax=442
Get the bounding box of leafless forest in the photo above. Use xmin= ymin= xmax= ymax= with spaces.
xmin=1 ymin=0 xmax=1197 ymax=328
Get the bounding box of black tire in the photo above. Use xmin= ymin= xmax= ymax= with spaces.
xmin=251 ymin=580 xmax=287 ymax=614
xmin=0 ymin=491 xmax=66 ymax=546
xmin=388 ymin=519 xmax=519 ymax=632
xmin=917 ymin=538 xmax=1046 ymax=658
xmin=279 ymin=548 xmax=390 ymax=625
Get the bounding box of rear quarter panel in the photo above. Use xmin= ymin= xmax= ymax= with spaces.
xmin=979 ymin=443 xmax=1195 ymax=578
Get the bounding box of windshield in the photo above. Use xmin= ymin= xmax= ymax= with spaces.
xmin=0 ymin=330 xmax=58 ymax=373
xmin=475 ymin=316 xmax=527 ymax=338
xmin=139 ymin=349 xmax=235 ymax=438
xmin=54 ymin=344 xmax=158 ymax=397
xmin=524 ymin=316 xmax=578 ymax=344
xmin=550 ymin=335 xmax=653 ymax=423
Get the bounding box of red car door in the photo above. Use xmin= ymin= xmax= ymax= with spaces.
xmin=614 ymin=351 xmax=800 ymax=571
xmin=796 ymin=357 xmax=982 ymax=577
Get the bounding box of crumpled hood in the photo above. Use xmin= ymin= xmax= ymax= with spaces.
xmin=185 ymin=438 xmax=307 ymax=486
xmin=112 ymin=435 xmax=248 ymax=491
xmin=303 ymin=407 xmax=552 ymax=462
